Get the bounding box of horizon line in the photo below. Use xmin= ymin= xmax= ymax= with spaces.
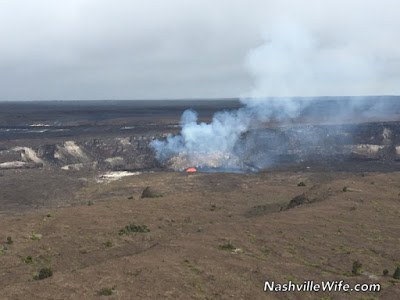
xmin=0 ymin=94 xmax=399 ymax=102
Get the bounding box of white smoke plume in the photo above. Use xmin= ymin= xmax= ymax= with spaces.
xmin=151 ymin=17 xmax=398 ymax=171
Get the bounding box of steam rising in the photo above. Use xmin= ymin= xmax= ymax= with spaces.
xmin=151 ymin=20 xmax=397 ymax=171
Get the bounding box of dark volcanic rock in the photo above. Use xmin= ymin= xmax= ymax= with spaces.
xmin=286 ymin=194 xmax=315 ymax=209
xmin=141 ymin=186 xmax=163 ymax=198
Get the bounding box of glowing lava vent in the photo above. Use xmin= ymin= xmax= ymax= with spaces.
xmin=186 ymin=167 xmax=197 ymax=173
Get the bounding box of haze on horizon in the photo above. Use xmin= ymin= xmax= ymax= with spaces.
xmin=0 ymin=0 xmax=399 ymax=101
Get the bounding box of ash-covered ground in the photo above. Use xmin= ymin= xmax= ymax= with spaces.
xmin=0 ymin=98 xmax=400 ymax=299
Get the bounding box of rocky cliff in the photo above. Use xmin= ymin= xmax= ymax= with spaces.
xmin=1 ymin=122 xmax=399 ymax=172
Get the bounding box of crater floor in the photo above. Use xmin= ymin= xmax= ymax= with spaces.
xmin=1 ymin=99 xmax=400 ymax=299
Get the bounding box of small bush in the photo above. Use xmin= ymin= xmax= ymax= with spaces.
xmin=218 ymin=241 xmax=236 ymax=252
xmin=22 ymin=256 xmax=34 ymax=264
xmin=297 ymin=182 xmax=306 ymax=187
xmin=87 ymin=201 xmax=94 ymax=206
xmin=30 ymin=233 xmax=42 ymax=240
xmin=0 ymin=246 xmax=10 ymax=255
xmin=184 ymin=259 xmax=202 ymax=274
xmin=98 ymin=286 xmax=116 ymax=296
xmin=234 ymin=248 xmax=245 ymax=254
xmin=104 ymin=241 xmax=113 ymax=248
xmin=352 ymin=260 xmax=363 ymax=276
xmin=393 ymin=267 xmax=400 ymax=279
xmin=6 ymin=236 xmax=13 ymax=244
xmin=383 ymin=269 xmax=389 ymax=276
xmin=127 ymin=196 xmax=134 ymax=200
xmin=343 ymin=186 xmax=359 ymax=192
xmin=118 ymin=224 xmax=150 ymax=235
xmin=34 ymin=267 xmax=53 ymax=280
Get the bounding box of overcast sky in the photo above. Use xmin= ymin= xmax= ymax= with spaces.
xmin=0 ymin=0 xmax=399 ymax=100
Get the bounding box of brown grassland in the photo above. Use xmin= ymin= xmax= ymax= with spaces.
xmin=1 ymin=169 xmax=399 ymax=299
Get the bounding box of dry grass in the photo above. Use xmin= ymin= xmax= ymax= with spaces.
xmin=0 ymin=170 xmax=399 ymax=299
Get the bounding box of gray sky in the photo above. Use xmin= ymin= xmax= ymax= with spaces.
xmin=0 ymin=0 xmax=399 ymax=100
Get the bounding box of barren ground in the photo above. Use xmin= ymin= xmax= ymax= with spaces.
xmin=1 ymin=169 xmax=399 ymax=299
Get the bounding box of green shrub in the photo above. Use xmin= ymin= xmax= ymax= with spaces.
xmin=352 ymin=260 xmax=363 ymax=275
xmin=0 ymin=246 xmax=9 ymax=255
xmin=118 ymin=224 xmax=150 ymax=235
xmin=104 ymin=241 xmax=113 ymax=248
xmin=218 ymin=241 xmax=236 ymax=252
xmin=297 ymin=182 xmax=306 ymax=186
xmin=22 ymin=256 xmax=34 ymax=264
xmin=30 ymin=233 xmax=42 ymax=240
xmin=34 ymin=267 xmax=53 ymax=280
xmin=383 ymin=269 xmax=389 ymax=276
xmin=98 ymin=286 xmax=116 ymax=296
xmin=127 ymin=196 xmax=134 ymax=200
xmin=393 ymin=267 xmax=400 ymax=279
xmin=6 ymin=236 xmax=13 ymax=244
